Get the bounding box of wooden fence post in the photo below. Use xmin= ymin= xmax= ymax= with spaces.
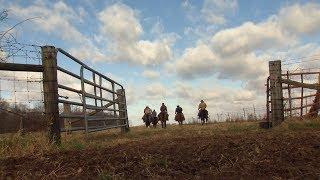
xmin=116 ymin=89 xmax=129 ymax=132
xmin=42 ymin=46 xmax=60 ymax=144
xmin=269 ymin=60 xmax=284 ymax=126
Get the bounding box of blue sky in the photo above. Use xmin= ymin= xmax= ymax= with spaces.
xmin=1 ymin=0 xmax=320 ymax=125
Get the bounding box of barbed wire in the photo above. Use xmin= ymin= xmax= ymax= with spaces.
xmin=281 ymin=54 xmax=320 ymax=62
xmin=0 ymin=41 xmax=44 ymax=114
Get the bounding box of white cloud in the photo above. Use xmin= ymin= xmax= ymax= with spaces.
xmin=211 ymin=20 xmax=293 ymax=56
xmin=279 ymin=3 xmax=320 ymax=35
xmin=98 ymin=3 xmax=143 ymax=43
xmin=150 ymin=20 xmax=164 ymax=35
xmin=10 ymin=1 xmax=86 ymax=44
xmin=145 ymin=82 xmax=169 ymax=99
xmin=125 ymin=84 xmax=138 ymax=105
xmin=98 ymin=3 xmax=176 ymax=66
xmin=8 ymin=1 xmax=107 ymax=63
xmin=175 ymin=41 xmax=267 ymax=81
xmin=201 ymin=0 xmax=237 ymax=24
xmin=176 ymin=43 xmax=218 ymax=79
xmin=176 ymin=2 xmax=320 ymax=82
xmin=173 ymin=81 xmax=260 ymax=114
xmin=142 ymin=70 xmax=160 ymax=79
xmin=182 ymin=0 xmax=237 ymax=25
xmin=181 ymin=0 xmax=200 ymax=23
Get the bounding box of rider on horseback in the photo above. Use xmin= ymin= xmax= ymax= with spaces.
xmin=198 ymin=100 xmax=208 ymax=123
xmin=158 ymin=103 xmax=168 ymax=128
xmin=175 ymin=105 xmax=185 ymax=125
xmin=151 ymin=109 xmax=158 ymax=128
xmin=143 ymin=106 xmax=152 ymax=127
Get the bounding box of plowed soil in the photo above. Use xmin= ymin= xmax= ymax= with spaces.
xmin=1 ymin=127 xmax=320 ymax=179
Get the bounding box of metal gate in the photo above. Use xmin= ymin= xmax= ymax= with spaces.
xmin=56 ymin=48 xmax=129 ymax=133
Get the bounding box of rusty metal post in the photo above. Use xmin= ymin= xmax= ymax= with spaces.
xmin=300 ymin=74 xmax=304 ymax=117
xmin=80 ymin=66 xmax=88 ymax=134
xmin=286 ymin=71 xmax=292 ymax=117
xmin=266 ymin=77 xmax=270 ymax=122
xmin=269 ymin=60 xmax=284 ymax=126
xmin=116 ymin=89 xmax=129 ymax=132
xmin=42 ymin=46 xmax=60 ymax=144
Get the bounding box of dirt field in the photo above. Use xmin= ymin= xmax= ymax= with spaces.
xmin=1 ymin=120 xmax=320 ymax=179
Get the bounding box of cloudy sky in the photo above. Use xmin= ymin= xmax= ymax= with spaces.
xmin=1 ymin=0 xmax=320 ymax=125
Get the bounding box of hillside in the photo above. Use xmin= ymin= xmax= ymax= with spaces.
xmin=1 ymin=120 xmax=320 ymax=179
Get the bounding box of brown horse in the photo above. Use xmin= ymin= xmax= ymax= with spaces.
xmin=158 ymin=111 xmax=168 ymax=128
xmin=175 ymin=113 xmax=185 ymax=125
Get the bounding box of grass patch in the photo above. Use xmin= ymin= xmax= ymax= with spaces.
xmin=287 ymin=120 xmax=320 ymax=131
xmin=227 ymin=123 xmax=259 ymax=133
xmin=0 ymin=119 xmax=319 ymax=159
xmin=98 ymin=173 xmax=113 ymax=180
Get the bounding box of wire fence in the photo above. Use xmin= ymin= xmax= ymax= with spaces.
xmin=182 ymin=105 xmax=265 ymax=124
xmin=0 ymin=42 xmax=45 ymax=133
xmin=265 ymin=55 xmax=320 ymax=123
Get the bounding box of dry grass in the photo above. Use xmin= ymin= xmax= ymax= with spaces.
xmin=1 ymin=119 xmax=319 ymax=159
xmin=1 ymin=119 xmax=320 ymax=178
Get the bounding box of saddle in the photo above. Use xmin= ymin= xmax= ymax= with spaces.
xmin=158 ymin=111 xmax=168 ymax=121
xmin=175 ymin=113 xmax=185 ymax=121
xmin=198 ymin=109 xmax=208 ymax=118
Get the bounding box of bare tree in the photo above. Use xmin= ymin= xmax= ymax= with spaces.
xmin=0 ymin=9 xmax=9 ymax=62
xmin=0 ymin=9 xmax=39 ymax=62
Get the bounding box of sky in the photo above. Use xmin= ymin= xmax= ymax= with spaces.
xmin=1 ymin=0 xmax=320 ymax=126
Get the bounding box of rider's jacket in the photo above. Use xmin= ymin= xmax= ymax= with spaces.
xmin=144 ymin=107 xmax=152 ymax=114
xmin=198 ymin=102 xmax=207 ymax=110
xmin=175 ymin=107 xmax=183 ymax=113
xmin=160 ymin=105 xmax=167 ymax=112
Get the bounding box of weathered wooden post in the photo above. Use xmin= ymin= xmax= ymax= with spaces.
xmin=42 ymin=46 xmax=60 ymax=144
xmin=269 ymin=60 xmax=284 ymax=126
xmin=116 ymin=89 xmax=129 ymax=132
xmin=19 ymin=116 xmax=25 ymax=135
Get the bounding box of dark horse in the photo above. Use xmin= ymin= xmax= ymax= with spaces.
xmin=175 ymin=113 xmax=185 ymax=125
xmin=158 ymin=111 xmax=168 ymax=128
xmin=198 ymin=109 xmax=208 ymax=125
xmin=142 ymin=114 xmax=152 ymax=127
xmin=151 ymin=115 xmax=159 ymax=128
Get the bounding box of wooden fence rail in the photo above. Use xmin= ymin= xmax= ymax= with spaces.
xmin=266 ymin=60 xmax=320 ymax=128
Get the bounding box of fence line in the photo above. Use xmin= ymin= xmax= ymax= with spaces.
xmin=265 ymin=59 xmax=320 ymax=128
xmin=0 ymin=43 xmax=129 ymax=144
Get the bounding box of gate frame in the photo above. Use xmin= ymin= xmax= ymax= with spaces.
xmin=266 ymin=60 xmax=320 ymax=127
xmin=0 ymin=45 xmax=129 ymax=144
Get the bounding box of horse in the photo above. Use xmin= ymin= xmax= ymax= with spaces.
xmin=142 ymin=113 xmax=152 ymax=127
xmin=158 ymin=111 xmax=168 ymax=128
xmin=150 ymin=115 xmax=159 ymax=128
xmin=175 ymin=113 xmax=185 ymax=125
xmin=198 ymin=109 xmax=208 ymax=125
